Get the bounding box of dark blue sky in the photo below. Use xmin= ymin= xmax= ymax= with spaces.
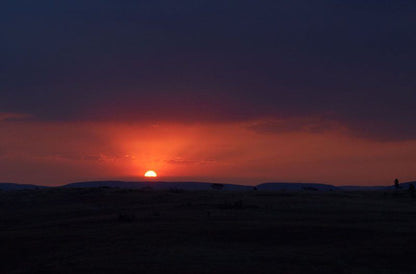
xmin=2 ymin=0 xmax=415 ymax=140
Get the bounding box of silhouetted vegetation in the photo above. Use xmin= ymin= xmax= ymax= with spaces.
xmin=168 ymin=187 xmax=185 ymax=193
xmin=117 ymin=213 xmax=137 ymax=223
xmin=2 ymin=188 xmax=416 ymax=273
xmin=409 ymin=183 xmax=415 ymax=198
xmin=217 ymin=200 xmax=259 ymax=210
xmin=139 ymin=186 xmax=153 ymax=192
xmin=218 ymin=200 xmax=244 ymax=209
xmin=394 ymin=178 xmax=400 ymax=190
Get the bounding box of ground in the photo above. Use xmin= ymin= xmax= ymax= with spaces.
xmin=1 ymin=188 xmax=416 ymax=274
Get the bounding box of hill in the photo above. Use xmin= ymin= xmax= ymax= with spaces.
xmin=62 ymin=181 xmax=253 ymax=191
xmin=2 ymin=180 xmax=415 ymax=191
xmin=257 ymin=182 xmax=337 ymax=191
xmin=0 ymin=182 xmax=49 ymax=191
xmin=63 ymin=181 xmax=337 ymax=191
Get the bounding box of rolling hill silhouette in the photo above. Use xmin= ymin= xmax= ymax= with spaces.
xmin=1 ymin=180 xmax=411 ymax=191
xmin=0 ymin=183 xmax=49 ymax=190
xmin=62 ymin=181 xmax=252 ymax=191
xmin=257 ymin=182 xmax=337 ymax=191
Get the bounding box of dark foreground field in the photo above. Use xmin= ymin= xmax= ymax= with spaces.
xmin=1 ymin=188 xmax=416 ymax=274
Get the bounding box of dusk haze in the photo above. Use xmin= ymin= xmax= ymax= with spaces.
xmin=2 ymin=1 xmax=415 ymax=187
xmin=2 ymin=1 xmax=416 ymax=273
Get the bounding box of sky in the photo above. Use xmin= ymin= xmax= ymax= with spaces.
xmin=1 ymin=0 xmax=416 ymax=186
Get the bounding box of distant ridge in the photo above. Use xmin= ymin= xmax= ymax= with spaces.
xmin=0 ymin=183 xmax=49 ymax=190
xmin=63 ymin=181 xmax=252 ymax=191
xmin=257 ymin=182 xmax=337 ymax=191
xmin=63 ymin=181 xmax=336 ymax=191
xmin=1 ymin=180 xmax=414 ymax=191
xmin=338 ymin=182 xmax=416 ymax=191
xmin=338 ymin=185 xmax=391 ymax=191
xmin=57 ymin=180 xmax=416 ymax=191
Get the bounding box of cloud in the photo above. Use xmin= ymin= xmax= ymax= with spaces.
xmin=1 ymin=1 xmax=415 ymax=141
xmin=0 ymin=112 xmax=32 ymax=121
xmin=165 ymin=157 xmax=216 ymax=165
xmin=246 ymin=114 xmax=416 ymax=142
xmin=247 ymin=116 xmax=343 ymax=135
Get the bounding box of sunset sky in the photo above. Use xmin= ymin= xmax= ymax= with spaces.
xmin=1 ymin=1 xmax=416 ymax=186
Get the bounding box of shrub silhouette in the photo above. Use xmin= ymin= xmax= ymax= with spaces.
xmin=409 ymin=183 xmax=415 ymax=198
xmin=140 ymin=186 xmax=153 ymax=192
xmin=218 ymin=200 xmax=243 ymax=209
xmin=169 ymin=187 xmax=185 ymax=193
xmin=394 ymin=178 xmax=400 ymax=190
xmin=118 ymin=213 xmax=137 ymax=223
xmin=217 ymin=200 xmax=259 ymax=210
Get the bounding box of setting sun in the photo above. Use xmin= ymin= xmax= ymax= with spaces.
xmin=144 ymin=170 xmax=157 ymax=178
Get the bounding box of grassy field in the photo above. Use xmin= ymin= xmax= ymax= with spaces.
xmin=1 ymin=188 xmax=416 ymax=273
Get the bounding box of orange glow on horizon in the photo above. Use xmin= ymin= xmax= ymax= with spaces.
xmin=2 ymin=120 xmax=416 ymax=186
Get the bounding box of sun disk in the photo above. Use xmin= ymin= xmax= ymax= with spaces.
xmin=144 ymin=170 xmax=157 ymax=178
